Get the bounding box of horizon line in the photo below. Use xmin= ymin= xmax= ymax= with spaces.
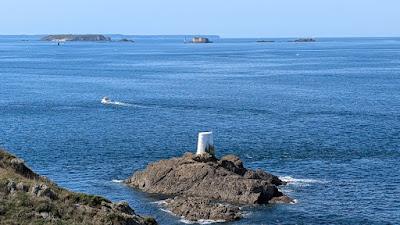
xmin=0 ymin=34 xmax=400 ymax=39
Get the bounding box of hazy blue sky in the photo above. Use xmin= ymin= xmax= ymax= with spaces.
xmin=0 ymin=0 xmax=399 ymax=37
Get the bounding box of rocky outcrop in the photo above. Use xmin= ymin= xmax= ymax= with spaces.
xmin=291 ymin=38 xmax=316 ymax=42
xmin=191 ymin=37 xmax=212 ymax=43
xmin=118 ymin=38 xmax=135 ymax=43
xmin=41 ymin=34 xmax=111 ymax=42
xmin=163 ymin=197 xmax=241 ymax=222
xmin=125 ymin=152 xmax=293 ymax=222
xmin=0 ymin=149 xmax=157 ymax=225
xmin=256 ymin=40 xmax=275 ymax=43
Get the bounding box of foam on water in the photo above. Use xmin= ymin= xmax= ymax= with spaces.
xmin=161 ymin=205 xmax=226 ymax=224
xmin=160 ymin=208 xmax=175 ymax=215
xmin=244 ymin=154 xmax=253 ymax=159
xmin=152 ymin=200 xmax=167 ymax=205
xmin=180 ymin=219 xmax=226 ymax=224
xmin=111 ymin=179 xmax=124 ymax=183
xmin=280 ymin=176 xmax=327 ymax=187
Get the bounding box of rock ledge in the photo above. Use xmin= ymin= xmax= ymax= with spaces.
xmin=125 ymin=152 xmax=293 ymax=222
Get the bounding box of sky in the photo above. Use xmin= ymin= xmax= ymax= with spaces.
xmin=0 ymin=0 xmax=399 ymax=37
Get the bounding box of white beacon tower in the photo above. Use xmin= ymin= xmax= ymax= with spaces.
xmin=196 ymin=131 xmax=215 ymax=156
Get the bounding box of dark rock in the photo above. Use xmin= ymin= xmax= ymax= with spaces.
xmin=112 ymin=201 xmax=135 ymax=215
xmin=244 ymin=169 xmax=285 ymax=186
xmin=191 ymin=37 xmax=212 ymax=43
xmin=125 ymin=152 xmax=292 ymax=221
xmin=6 ymin=180 xmax=16 ymax=193
xmin=219 ymin=154 xmax=246 ymax=175
xmin=270 ymin=195 xmax=296 ymax=204
xmin=164 ymin=196 xmax=241 ymax=222
xmin=256 ymin=40 xmax=275 ymax=43
xmin=0 ymin=156 xmax=39 ymax=179
xmin=30 ymin=184 xmax=58 ymax=200
xmin=291 ymin=38 xmax=316 ymax=42
xmin=192 ymin=152 xmax=217 ymax=163
xmin=126 ymin=152 xmax=285 ymax=204
xmin=118 ymin=38 xmax=135 ymax=43
xmin=16 ymin=182 xmax=29 ymax=192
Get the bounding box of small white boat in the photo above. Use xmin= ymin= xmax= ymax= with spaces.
xmin=101 ymin=96 xmax=112 ymax=105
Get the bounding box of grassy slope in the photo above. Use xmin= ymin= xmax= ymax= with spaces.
xmin=0 ymin=149 xmax=157 ymax=225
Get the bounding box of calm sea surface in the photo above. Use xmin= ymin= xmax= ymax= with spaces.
xmin=0 ymin=36 xmax=399 ymax=224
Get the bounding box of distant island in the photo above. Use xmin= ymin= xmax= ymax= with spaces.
xmin=291 ymin=38 xmax=316 ymax=42
xmin=41 ymin=34 xmax=111 ymax=42
xmin=118 ymin=38 xmax=135 ymax=43
xmin=256 ymin=40 xmax=275 ymax=43
xmin=190 ymin=37 xmax=212 ymax=43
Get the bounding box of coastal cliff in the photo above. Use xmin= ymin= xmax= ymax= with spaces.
xmin=41 ymin=34 xmax=111 ymax=42
xmin=125 ymin=152 xmax=293 ymax=222
xmin=0 ymin=149 xmax=157 ymax=225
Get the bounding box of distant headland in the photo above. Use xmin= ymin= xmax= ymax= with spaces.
xmin=41 ymin=34 xmax=111 ymax=42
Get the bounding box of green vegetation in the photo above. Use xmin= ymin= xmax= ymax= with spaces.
xmin=0 ymin=149 xmax=157 ymax=225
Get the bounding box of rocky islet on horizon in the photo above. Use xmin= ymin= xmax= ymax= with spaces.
xmin=291 ymin=38 xmax=317 ymax=42
xmin=41 ymin=34 xmax=111 ymax=42
xmin=41 ymin=34 xmax=135 ymax=43
xmin=191 ymin=37 xmax=212 ymax=43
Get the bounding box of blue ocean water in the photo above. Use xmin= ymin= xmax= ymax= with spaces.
xmin=0 ymin=36 xmax=399 ymax=224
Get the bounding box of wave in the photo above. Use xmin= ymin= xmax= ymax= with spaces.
xmin=152 ymin=200 xmax=167 ymax=205
xmin=244 ymin=154 xmax=253 ymax=159
xmin=180 ymin=219 xmax=226 ymax=224
xmin=160 ymin=205 xmax=226 ymax=224
xmin=160 ymin=208 xmax=175 ymax=215
xmin=280 ymin=176 xmax=327 ymax=186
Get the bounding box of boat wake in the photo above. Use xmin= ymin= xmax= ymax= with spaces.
xmin=109 ymin=101 xmax=133 ymax=107
xmin=101 ymin=96 xmax=144 ymax=107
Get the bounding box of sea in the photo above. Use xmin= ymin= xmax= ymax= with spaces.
xmin=0 ymin=35 xmax=399 ymax=225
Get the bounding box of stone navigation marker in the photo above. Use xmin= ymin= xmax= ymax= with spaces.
xmin=196 ymin=131 xmax=215 ymax=156
xmin=125 ymin=131 xmax=294 ymax=222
